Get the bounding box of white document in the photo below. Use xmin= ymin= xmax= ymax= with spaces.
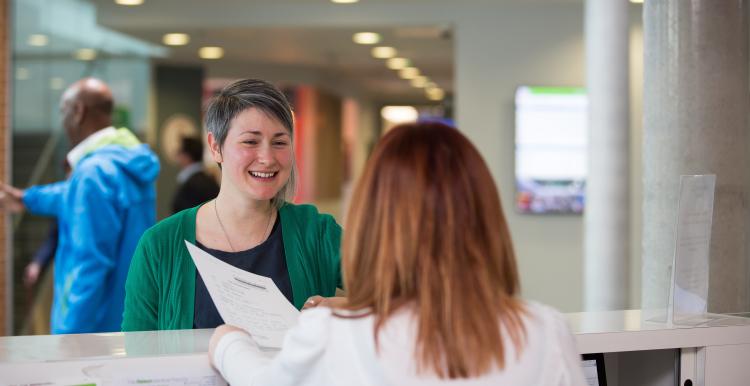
xmin=581 ymin=359 xmax=599 ymax=386
xmin=185 ymin=241 xmax=299 ymax=348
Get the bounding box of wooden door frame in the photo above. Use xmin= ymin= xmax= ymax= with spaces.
xmin=1 ymin=0 xmax=11 ymax=336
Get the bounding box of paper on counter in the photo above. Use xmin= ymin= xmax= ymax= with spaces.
xmin=581 ymin=359 xmax=599 ymax=386
xmin=1 ymin=354 xmax=229 ymax=386
xmin=184 ymin=241 xmax=299 ymax=348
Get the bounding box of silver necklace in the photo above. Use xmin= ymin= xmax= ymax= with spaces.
xmin=213 ymin=199 xmax=274 ymax=253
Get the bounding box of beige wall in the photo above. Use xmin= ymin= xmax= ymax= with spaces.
xmin=453 ymin=5 xmax=585 ymax=311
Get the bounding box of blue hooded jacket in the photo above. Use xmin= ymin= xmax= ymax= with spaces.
xmin=24 ymin=130 xmax=159 ymax=334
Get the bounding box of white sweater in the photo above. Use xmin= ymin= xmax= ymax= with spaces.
xmin=212 ymin=302 xmax=587 ymax=385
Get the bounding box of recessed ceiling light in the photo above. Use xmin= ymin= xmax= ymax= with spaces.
xmin=371 ymin=46 xmax=396 ymax=59
xmin=411 ymin=76 xmax=428 ymax=88
xmin=115 ymin=0 xmax=144 ymax=5
xmin=27 ymin=34 xmax=49 ymax=47
xmin=199 ymin=46 xmax=224 ymax=59
xmin=399 ymin=67 xmax=420 ymax=79
xmin=426 ymin=88 xmax=445 ymax=101
xmin=630 ymin=0 xmax=643 ymax=3
xmin=74 ymin=48 xmax=97 ymax=61
xmin=16 ymin=67 xmax=30 ymax=80
xmin=49 ymin=77 xmax=65 ymax=90
xmin=331 ymin=0 xmax=358 ymax=3
xmin=386 ymin=57 xmax=410 ymax=70
xmin=353 ymin=32 xmax=381 ymax=45
xmin=163 ymin=33 xmax=190 ymax=46
xmin=381 ymin=106 xmax=418 ymax=123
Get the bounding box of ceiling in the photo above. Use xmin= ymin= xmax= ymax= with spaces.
xmin=92 ymin=0 xmax=455 ymax=103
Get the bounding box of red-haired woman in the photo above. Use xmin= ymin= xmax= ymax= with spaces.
xmin=209 ymin=122 xmax=586 ymax=385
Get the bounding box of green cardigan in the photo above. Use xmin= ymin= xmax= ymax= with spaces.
xmin=121 ymin=203 xmax=342 ymax=331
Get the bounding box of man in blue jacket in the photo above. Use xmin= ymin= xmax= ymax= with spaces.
xmin=0 ymin=78 xmax=160 ymax=333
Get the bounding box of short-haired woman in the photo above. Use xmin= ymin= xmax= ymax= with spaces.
xmin=122 ymin=79 xmax=341 ymax=331
xmin=209 ymin=122 xmax=586 ymax=385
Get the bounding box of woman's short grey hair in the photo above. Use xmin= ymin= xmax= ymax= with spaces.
xmin=205 ymin=78 xmax=296 ymax=208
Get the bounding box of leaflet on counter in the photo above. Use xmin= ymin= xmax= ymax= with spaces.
xmin=184 ymin=240 xmax=299 ymax=348
xmin=2 ymin=354 xmax=230 ymax=386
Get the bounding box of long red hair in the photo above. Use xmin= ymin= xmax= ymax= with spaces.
xmin=342 ymin=122 xmax=526 ymax=379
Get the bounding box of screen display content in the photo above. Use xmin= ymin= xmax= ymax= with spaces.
xmin=515 ymin=86 xmax=588 ymax=214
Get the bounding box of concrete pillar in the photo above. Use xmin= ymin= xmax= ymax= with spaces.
xmin=584 ymin=0 xmax=631 ymax=310
xmin=642 ymin=0 xmax=750 ymax=314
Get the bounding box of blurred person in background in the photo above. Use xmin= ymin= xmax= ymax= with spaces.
xmin=23 ymin=160 xmax=70 ymax=288
xmin=209 ymin=122 xmax=586 ymax=385
xmin=172 ymin=136 xmax=220 ymax=214
xmin=122 ymin=78 xmax=341 ymax=332
xmin=0 ymin=78 xmax=160 ymax=334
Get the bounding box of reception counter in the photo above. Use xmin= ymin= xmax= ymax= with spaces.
xmin=2 ymin=310 xmax=749 ymax=386
xmin=567 ymin=310 xmax=750 ymax=385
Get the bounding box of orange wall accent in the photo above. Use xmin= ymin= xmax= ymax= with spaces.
xmin=292 ymin=86 xmax=342 ymax=203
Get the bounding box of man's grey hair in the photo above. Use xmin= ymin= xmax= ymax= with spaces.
xmin=205 ymin=78 xmax=296 ymax=208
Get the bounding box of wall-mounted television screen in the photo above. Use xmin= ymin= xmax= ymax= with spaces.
xmin=515 ymin=86 xmax=587 ymax=214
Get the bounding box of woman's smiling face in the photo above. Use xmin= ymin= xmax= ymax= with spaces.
xmin=210 ymin=107 xmax=293 ymax=202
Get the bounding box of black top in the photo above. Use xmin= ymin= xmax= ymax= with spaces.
xmin=172 ymin=171 xmax=220 ymax=214
xmin=193 ymin=215 xmax=292 ymax=329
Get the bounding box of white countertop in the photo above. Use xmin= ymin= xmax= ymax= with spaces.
xmin=0 ymin=328 xmax=214 ymax=363
xmin=1 ymin=310 xmax=749 ymax=363
xmin=567 ymin=310 xmax=750 ymax=353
